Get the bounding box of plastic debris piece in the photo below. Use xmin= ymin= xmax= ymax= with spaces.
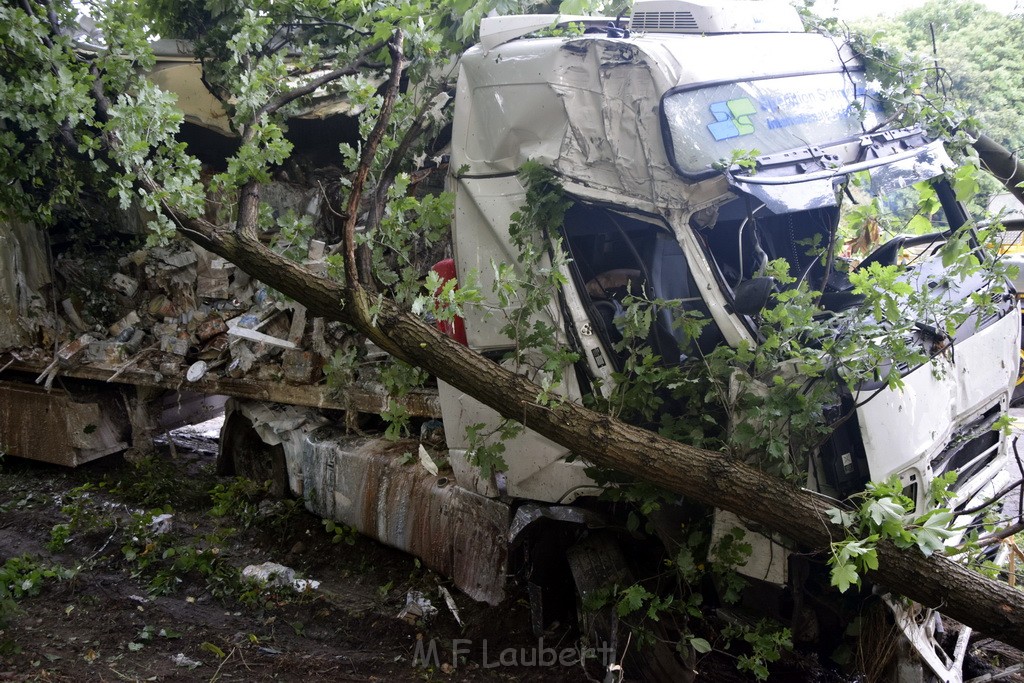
xmin=418 ymin=444 xmax=439 ymax=476
xmin=61 ymin=299 xmax=88 ymax=332
xmin=227 ymin=326 xmax=299 ymax=349
xmin=110 ymin=273 xmax=139 ymax=297
xmin=438 ymin=586 xmax=462 ymax=627
xmin=242 ymin=562 xmax=320 ymax=592
xmin=171 ymin=653 xmax=201 ymax=669
xmin=149 ymin=513 xmax=173 ymax=535
xmin=186 ymin=361 xmax=208 ymax=382
xmin=398 ymin=591 xmax=437 ymax=624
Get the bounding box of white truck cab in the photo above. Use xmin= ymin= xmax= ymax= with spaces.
xmin=431 ymin=2 xmax=1019 ymax=679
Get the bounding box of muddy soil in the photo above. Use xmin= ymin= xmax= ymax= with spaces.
xmin=0 ymin=428 xmax=589 ymax=682
xmin=1 ymin=425 xmax=1022 ymax=683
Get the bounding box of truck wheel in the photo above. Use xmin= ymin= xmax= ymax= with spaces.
xmin=217 ymin=409 xmax=290 ymax=498
xmin=567 ymin=532 xmax=696 ymax=683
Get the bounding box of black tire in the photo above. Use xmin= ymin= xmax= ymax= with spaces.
xmin=567 ymin=532 xmax=696 ymax=683
xmin=217 ymin=409 xmax=290 ymax=498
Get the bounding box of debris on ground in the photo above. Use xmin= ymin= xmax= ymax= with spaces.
xmin=438 ymin=585 xmax=462 ymax=627
xmin=398 ymin=590 xmax=438 ymax=624
xmin=170 ymin=652 xmax=202 ymax=669
xmin=242 ymin=561 xmax=320 ymax=592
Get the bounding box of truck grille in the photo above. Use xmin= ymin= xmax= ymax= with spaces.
xmin=630 ymin=11 xmax=699 ymax=32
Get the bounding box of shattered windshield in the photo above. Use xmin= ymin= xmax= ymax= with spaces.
xmin=662 ymin=71 xmax=884 ymax=176
xmin=694 ymin=169 xmax=959 ymax=312
xmin=840 ymin=170 xmax=951 ymax=259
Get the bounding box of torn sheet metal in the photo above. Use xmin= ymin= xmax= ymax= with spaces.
xmin=230 ymin=399 xmax=328 ymax=496
xmin=885 ymin=597 xmax=968 ymax=683
xmin=304 ymin=428 xmax=509 ymax=605
xmin=508 ymin=502 xmax=609 ymax=546
xmin=0 ymin=379 xmax=128 ymax=466
xmin=452 ymin=32 xmax=853 ymax=210
xmin=727 ymin=139 xmax=954 ymax=214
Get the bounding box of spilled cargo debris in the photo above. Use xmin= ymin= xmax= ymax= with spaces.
xmin=0 ymin=184 xmax=444 ymax=426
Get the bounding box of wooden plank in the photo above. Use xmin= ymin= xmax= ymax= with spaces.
xmin=1 ymin=358 xmax=441 ymax=418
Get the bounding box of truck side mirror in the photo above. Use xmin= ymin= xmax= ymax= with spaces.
xmin=733 ymin=277 xmax=776 ymax=315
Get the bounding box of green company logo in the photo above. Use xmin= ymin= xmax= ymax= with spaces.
xmin=708 ymin=98 xmax=756 ymax=141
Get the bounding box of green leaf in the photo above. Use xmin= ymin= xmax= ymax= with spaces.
xmin=866 ymin=497 xmax=905 ymax=527
xmin=616 ymin=584 xmax=653 ymax=617
xmin=826 ymin=507 xmax=856 ymax=527
xmin=830 ymin=562 xmax=860 ymax=593
xmin=201 ymin=642 xmax=226 ymax=658
xmin=906 ymin=214 xmax=932 ymax=234
xmin=913 ymin=510 xmax=955 ymax=556
xmin=689 ymin=637 xmax=712 ymax=654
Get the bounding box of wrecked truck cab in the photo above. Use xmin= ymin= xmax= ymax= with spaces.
xmin=437 ymin=1 xmax=1020 ymax=679
xmin=447 ymin=0 xmax=1018 ymax=506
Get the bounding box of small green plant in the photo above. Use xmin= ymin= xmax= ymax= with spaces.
xmin=0 ymin=555 xmax=74 ymax=629
xmin=47 ymin=523 xmax=71 ymax=552
xmin=721 ymin=620 xmax=794 ymax=681
xmin=118 ymin=508 xmax=249 ymax=601
xmin=322 ymin=519 xmax=359 ymax=546
xmin=104 ymin=455 xmax=196 ymax=508
xmin=209 ymin=477 xmax=268 ymax=528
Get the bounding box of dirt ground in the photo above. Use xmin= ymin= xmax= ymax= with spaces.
xmin=1 ymin=422 xmax=1023 ymax=683
xmin=0 ymin=423 xmax=594 ymax=682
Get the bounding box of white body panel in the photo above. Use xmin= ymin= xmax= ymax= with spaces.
xmin=855 ymin=308 xmax=1019 ymax=508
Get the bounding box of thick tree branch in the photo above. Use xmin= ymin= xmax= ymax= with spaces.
xmin=339 ymin=29 xmax=405 ymax=294
xmin=249 ymin=38 xmax=387 ymax=127
xmin=236 ymin=181 xmax=259 ymax=239
xmin=973 ymin=132 xmax=1024 ymax=207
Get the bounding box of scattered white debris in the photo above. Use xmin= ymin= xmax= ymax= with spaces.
xmin=171 ymin=653 xmax=201 ymax=669
xmin=418 ymin=444 xmax=439 ymax=476
xmin=149 ymin=513 xmax=173 ymax=535
xmin=438 ymin=586 xmax=462 ymax=627
xmin=185 ymin=360 xmax=208 ymax=382
xmin=398 ymin=591 xmax=437 ymax=624
xmin=241 ymin=562 xmax=320 ymax=592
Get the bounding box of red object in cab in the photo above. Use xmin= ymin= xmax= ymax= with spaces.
xmin=431 ymin=258 xmax=468 ymax=346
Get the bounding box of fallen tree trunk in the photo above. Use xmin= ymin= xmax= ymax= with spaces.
xmin=173 ymin=219 xmax=1024 ymax=650
xmin=974 ymin=132 xmax=1024 ymax=207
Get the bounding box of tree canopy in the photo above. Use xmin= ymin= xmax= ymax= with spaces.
xmin=851 ymin=0 xmax=1024 ymax=154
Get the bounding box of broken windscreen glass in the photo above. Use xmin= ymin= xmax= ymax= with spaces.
xmin=662 ymin=71 xmax=884 ymax=176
